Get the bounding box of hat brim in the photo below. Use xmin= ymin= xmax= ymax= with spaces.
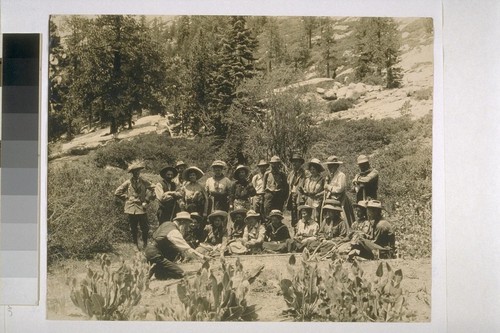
xmin=305 ymin=162 xmax=325 ymax=172
xmin=208 ymin=211 xmax=228 ymax=220
xmin=160 ymin=166 xmax=178 ymax=178
xmin=233 ymin=166 xmax=250 ymax=179
xmin=183 ymin=167 xmax=204 ymax=181
xmin=298 ymin=205 xmax=313 ymax=212
xmin=174 ymin=216 xmax=194 ymax=223
xmin=269 ymin=213 xmax=284 ymax=219
xmin=128 ymin=166 xmax=145 ymax=173
xmin=322 ymin=205 xmax=343 ymax=212
xmin=257 ymin=162 xmax=270 ymax=167
xmin=230 ymin=209 xmax=248 ymax=217
xmin=326 ymin=161 xmax=343 ymax=165
xmin=290 ymin=157 xmax=305 ymax=163
xmin=245 ymin=214 xmax=261 ymax=222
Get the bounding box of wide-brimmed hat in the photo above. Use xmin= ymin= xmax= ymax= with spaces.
xmin=257 ymin=159 xmax=269 ymax=167
xmin=189 ymin=212 xmax=204 ymax=226
xmin=269 ymin=156 xmax=281 ymax=164
xmin=173 ymin=211 xmax=193 ymax=223
xmin=175 ymin=160 xmax=187 ymax=168
xmin=208 ymin=210 xmax=228 ymax=221
xmin=353 ymin=200 xmax=368 ymax=209
xmin=127 ymin=161 xmax=145 ymax=173
xmin=290 ymin=153 xmax=305 ymax=164
xmin=326 ymin=155 xmax=343 ymax=165
xmin=230 ymin=208 xmax=248 ymax=219
xmin=245 ymin=209 xmax=261 ymax=222
xmin=183 ymin=166 xmax=204 ymax=181
xmin=160 ymin=165 xmax=178 ymax=178
xmin=322 ymin=204 xmax=343 ymax=212
xmin=211 ymin=160 xmax=227 ymax=168
xmin=305 ymin=158 xmax=325 ymax=172
xmin=357 ymin=155 xmax=369 ymax=164
xmin=367 ymin=200 xmax=383 ymax=210
xmin=232 ymin=165 xmax=250 ymax=179
xmin=269 ymin=209 xmax=284 ymax=219
xmin=298 ymin=204 xmax=314 ymax=213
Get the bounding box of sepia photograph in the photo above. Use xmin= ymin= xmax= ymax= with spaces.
xmin=46 ymin=14 xmax=433 ymax=322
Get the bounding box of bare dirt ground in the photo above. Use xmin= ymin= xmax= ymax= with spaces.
xmin=47 ymin=243 xmax=431 ymax=322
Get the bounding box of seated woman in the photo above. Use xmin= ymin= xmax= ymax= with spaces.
xmin=262 ymin=209 xmax=290 ymax=253
xmin=196 ymin=210 xmax=229 ymax=256
xmin=227 ymin=210 xmax=266 ymax=254
xmin=307 ymin=203 xmax=350 ymax=255
xmin=183 ymin=212 xmax=205 ymax=249
xmin=229 ymin=208 xmax=248 ymax=239
xmin=286 ymin=205 xmax=319 ymax=252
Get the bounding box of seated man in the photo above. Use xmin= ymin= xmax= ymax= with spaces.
xmin=229 ymin=208 xmax=248 ymax=239
xmin=145 ymin=211 xmax=207 ymax=280
xmin=196 ymin=210 xmax=229 ymax=256
xmin=349 ymin=200 xmax=396 ymax=260
xmin=286 ymin=205 xmax=319 ymax=252
xmin=227 ymin=210 xmax=266 ymax=254
xmin=183 ymin=212 xmax=205 ymax=249
xmin=262 ymin=209 xmax=291 ymax=253
xmin=306 ymin=204 xmax=350 ymax=255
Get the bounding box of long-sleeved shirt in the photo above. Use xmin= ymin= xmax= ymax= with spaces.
xmin=353 ymin=168 xmax=379 ymax=201
xmin=252 ymin=173 xmax=265 ymax=195
xmin=295 ymin=219 xmax=319 ymax=238
xmin=288 ymin=168 xmax=306 ymax=195
xmin=231 ymin=179 xmax=257 ymax=205
xmin=114 ymin=177 xmax=152 ymax=214
xmin=243 ymin=224 xmax=266 ymax=245
xmin=263 ymin=170 xmax=288 ymax=194
xmin=325 ymin=170 xmax=347 ymax=199
xmin=206 ymin=176 xmax=233 ymax=211
xmin=154 ymin=180 xmax=180 ymax=207
xmin=371 ymin=219 xmax=395 ymax=249
xmin=265 ymin=222 xmax=290 ymax=242
xmin=180 ymin=181 xmax=207 ymax=214
xmin=301 ymin=175 xmax=325 ymax=207
xmin=319 ymin=218 xmax=348 ymax=240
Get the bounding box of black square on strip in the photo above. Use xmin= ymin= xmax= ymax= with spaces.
xmin=2 ymin=34 xmax=40 ymax=86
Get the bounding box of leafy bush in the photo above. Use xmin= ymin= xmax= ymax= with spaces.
xmin=413 ymin=87 xmax=433 ymax=101
xmin=92 ymin=132 xmax=218 ymax=172
xmin=69 ymin=253 xmax=150 ymax=320
xmin=280 ymin=251 xmax=416 ymax=321
xmin=155 ymin=258 xmax=263 ymax=321
xmin=329 ymin=98 xmax=353 ymax=113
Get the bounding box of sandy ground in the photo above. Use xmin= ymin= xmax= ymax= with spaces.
xmin=47 ymin=243 xmax=431 ymax=322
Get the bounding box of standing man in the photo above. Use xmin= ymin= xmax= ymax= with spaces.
xmin=155 ymin=165 xmax=182 ymax=225
xmin=173 ymin=161 xmax=188 ymax=188
xmin=286 ymin=153 xmax=306 ymax=229
xmin=324 ymin=155 xmax=355 ymax=226
xmin=263 ymin=156 xmax=289 ymax=217
xmin=145 ymin=212 xmax=207 ymax=280
xmin=251 ymin=160 xmax=269 ymax=216
xmin=115 ymin=161 xmax=153 ymax=250
xmin=352 ymin=155 xmax=379 ymax=202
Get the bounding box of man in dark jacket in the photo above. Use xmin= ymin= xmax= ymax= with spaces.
xmin=352 ymin=155 xmax=379 ymax=202
xmin=155 ymin=165 xmax=182 ymax=225
xmin=145 ymin=212 xmax=208 ymax=280
xmin=263 ymin=156 xmax=289 ymax=217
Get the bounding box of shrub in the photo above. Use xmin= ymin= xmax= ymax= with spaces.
xmin=329 ymin=98 xmax=353 ymax=113
xmin=280 ymin=251 xmax=416 ymax=321
xmin=413 ymin=87 xmax=433 ymax=101
xmin=69 ymin=253 xmax=150 ymax=320
xmin=155 ymin=258 xmax=263 ymax=321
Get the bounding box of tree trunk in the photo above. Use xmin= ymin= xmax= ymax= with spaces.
xmin=110 ymin=117 xmax=118 ymax=134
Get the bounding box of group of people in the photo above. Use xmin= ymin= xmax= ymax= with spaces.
xmin=114 ymin=154 xmax=394 ymax=280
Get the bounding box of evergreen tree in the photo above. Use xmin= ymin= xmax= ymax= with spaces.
xmin=319 ymin=18 xmax=338 ymax=78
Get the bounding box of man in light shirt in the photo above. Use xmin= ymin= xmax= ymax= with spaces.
xmin=251 ymin=160 xmax=269 ymax=216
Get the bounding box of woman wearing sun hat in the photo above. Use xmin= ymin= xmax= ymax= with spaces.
xmin=205 ymin=160 xmax=233 ymax=214
xmin=230 ymin=165 xmax=257 ymax=210
xmin=285 ymin=204 xmax=319 ymax=252
xmin=298 ymin=158 xmax=326 ymax=223
xmin=286 ymin=153 xmax=306 ymax=229
xmin=180 ymin=166 xmax=208 ymax=217
xmin=324 ymin=155 xmax=355 ymax=227
xmin=262 ymin=209 xmax=290 ymax=253
xmin=197 ymin=210 xmax=229 ymax=256
xmin=115 ymin=160 xmax=154 ymax=250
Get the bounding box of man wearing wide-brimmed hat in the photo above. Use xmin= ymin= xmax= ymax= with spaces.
xmin=324 ymin=155 xmax=355 ymax=227
xmin=251 ymin=159 xmax=269 ymax=215
xmin=241 ymin=210 xmax=266 ymax=253
xmin=205 ymin=160 xmax=233 ymax=213
xmin=298 ymin=158 xmax=326 ymax=223
xmin=115 ymin=160 xmax=154 ymax=250
xmin=262 ymin=209 xmax=290 ymax=253
xmin=352 ymin=155 xmax=379 ymax=202
xmin=262 ymin=156 xmax=289 ymax=217
xmin=180 ymin=166 xmax=208 ymax=217
xmin=350 ymin=201 xmax=370 ymax=235
xmin=155 ymin=165 xmax=182 ymax=225
xmin=173 ymin=160 xmax=188 ymax=188
xmin=286 ymin=153 xmax=306 ymax=228
xmin=145 ymin=211 xmax=208 ymax=280
xmin=230 ymin=165 xmax=256 ymax=210
xmin=229 ymin=208 xmax=248 ymax=239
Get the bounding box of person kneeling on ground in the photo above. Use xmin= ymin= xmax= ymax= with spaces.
xmin=145 ymin=211 xmax=208 ymax=280
xmin=348 ymin=200 xmax=396 ymax=260
xmin=227 ymin=210 xmax=266 ymax=254
xmin=262 ymin=209 xmax=290 ymax=253
xmin=196 ymin=210 xmax=229 ymax=256
xmin=286 ymin=205 xmax=319 ymax=252
xmin=307 ymin=203 xmax=350 ymax=256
